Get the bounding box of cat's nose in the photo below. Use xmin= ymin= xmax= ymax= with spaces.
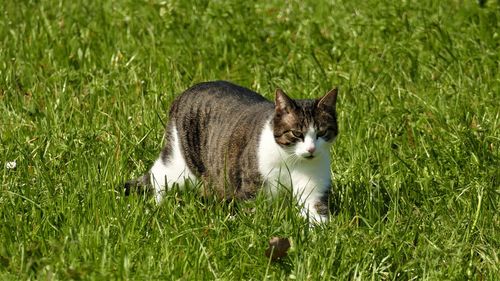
xmin=306 ymin=146 xmax=316 ymax=154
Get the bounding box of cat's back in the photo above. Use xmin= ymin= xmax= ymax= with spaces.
xmin=170 ymin=81 xmax=273 ymax=119
xmin=167 ymin=81 xmax=274 ymax=185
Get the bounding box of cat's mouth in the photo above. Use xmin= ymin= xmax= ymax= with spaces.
xmin=304 ymin=155 xmax=315 ymax=160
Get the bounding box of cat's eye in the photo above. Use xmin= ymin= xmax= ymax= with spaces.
xmin=290 ymin=130 xmax=303 ymax=139
xmin=317 ymin=130 xmax=328 ymax=138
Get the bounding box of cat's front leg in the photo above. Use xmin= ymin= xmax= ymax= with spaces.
xmin=300 ymin=192 xmax=330 ymax=225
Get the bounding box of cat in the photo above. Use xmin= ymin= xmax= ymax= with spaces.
xmin=125 ymin=81 xmax=338 ymax=224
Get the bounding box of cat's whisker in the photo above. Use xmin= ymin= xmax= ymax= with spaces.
xmin=286 ymin=154 xmax=301 ymax=168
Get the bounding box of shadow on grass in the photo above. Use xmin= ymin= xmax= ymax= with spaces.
xmin=329 ymin=181 xmax=391 ymax=227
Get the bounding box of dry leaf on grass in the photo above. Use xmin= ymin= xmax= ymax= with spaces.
xmin=265 ymin=237 xmax=291 ymax=261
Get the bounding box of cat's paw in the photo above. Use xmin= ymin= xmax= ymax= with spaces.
xmin=123 ymin=180 xmax=137 ymax=196
xmin=301 ymin=208 xmax=329 ymax=226
xmin=123 ymin=174 xmax=152 ymax=196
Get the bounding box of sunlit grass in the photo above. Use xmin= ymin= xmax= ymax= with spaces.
xmin=1 ymin=0 xmax=499 ymax=279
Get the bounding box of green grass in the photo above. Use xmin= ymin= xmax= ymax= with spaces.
xmin=1 ymin=0 xmax=499 ymax=279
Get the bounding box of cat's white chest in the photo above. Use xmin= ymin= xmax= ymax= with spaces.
xmin=257 ymin=122 xmax=331 ymax=199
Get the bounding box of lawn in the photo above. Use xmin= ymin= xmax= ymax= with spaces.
xmin=1 ymin=0 xmax=499 ymax=280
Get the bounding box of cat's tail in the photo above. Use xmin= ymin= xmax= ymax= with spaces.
xmin=124 ymin=173 xmax=152 ymax=196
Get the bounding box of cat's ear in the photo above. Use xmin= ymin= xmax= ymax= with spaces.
xmin=317 ymin=88 xmax=338 ymax=110
xmin=275 ymin=88 xmax=297 ymax=115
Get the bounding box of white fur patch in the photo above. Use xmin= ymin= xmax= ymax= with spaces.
xmin=150 ymin=126 xmax=197 ymax=203
xmin=257 ymin=121 xmax=332 ymax=223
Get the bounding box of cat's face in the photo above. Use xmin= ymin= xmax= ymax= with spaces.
xmin=272 ymin=88 xmax=338 ymax=160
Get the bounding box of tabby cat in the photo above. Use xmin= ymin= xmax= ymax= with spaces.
xmin=125 ymin=81 xmax=338 ymax=223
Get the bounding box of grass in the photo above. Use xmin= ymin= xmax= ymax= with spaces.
xmin=1 ymin=0 xmax=499 ymax=279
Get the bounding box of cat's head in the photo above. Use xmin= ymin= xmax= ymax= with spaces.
xmin=272 ymin=88 xmax=338 ymax=160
